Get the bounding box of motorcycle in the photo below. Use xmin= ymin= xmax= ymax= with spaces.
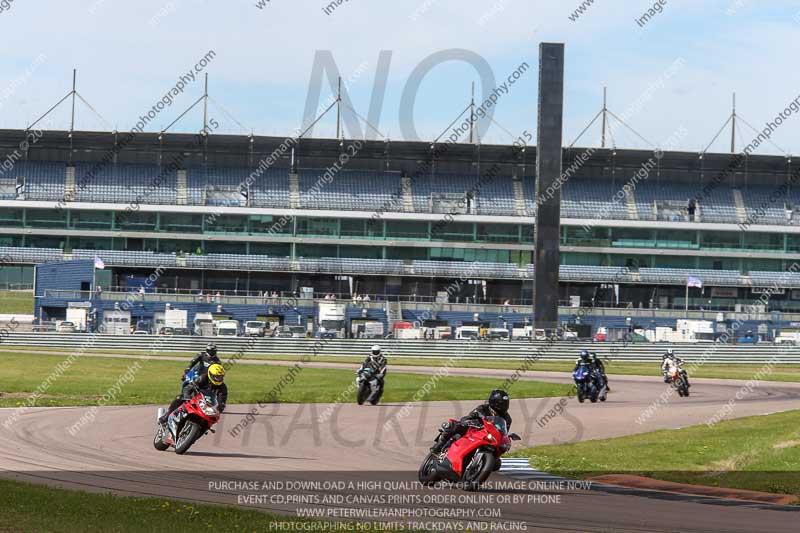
xmin=668 ymin=367 xmax=690 ymax=397
xmin=573 ymin=364 xmax=599 ymax=403
xmin=592 ymin=367 xmax=609 ymax=402
xmin=153 ymin=385 xmax=221 ymax=454
xmin=356 ymin=367 xmax=383 ymax=405
xmin=419 ymin=416 xmax=521 ymax=491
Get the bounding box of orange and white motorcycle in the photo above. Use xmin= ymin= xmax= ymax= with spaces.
xmin=664 ymin=360 xmax=690 ymax=397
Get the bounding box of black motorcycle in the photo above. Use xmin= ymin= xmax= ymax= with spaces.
xmin=356 ymin=367 xmax=384 ymax=405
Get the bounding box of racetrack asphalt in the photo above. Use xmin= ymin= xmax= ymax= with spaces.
xmin=2 ymin=359 xmax=800 ymax=532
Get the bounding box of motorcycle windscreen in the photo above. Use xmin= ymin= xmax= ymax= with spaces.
xmin=484 ymin=416 xmax=508 ymax=435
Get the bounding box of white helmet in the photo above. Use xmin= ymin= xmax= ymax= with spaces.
xmin=370 ymin=344 xmax=382 ymax=356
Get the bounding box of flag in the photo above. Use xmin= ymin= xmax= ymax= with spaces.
xmin=687 ymin=275 xmax=703 ymax=288
xmin=94 ymin=256 xmax=105 ymax=270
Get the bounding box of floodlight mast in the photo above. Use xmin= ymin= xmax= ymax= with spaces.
xmin=70 ymin=69 xmax=77 ymax=134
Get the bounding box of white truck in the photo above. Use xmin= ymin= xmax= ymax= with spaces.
xmin=245 ymin=320 xmax=267 ymax=337
xmin=66 ymin=307 xmax=88 ymax=332
xmin=165 ymin=308 xmax=188 ymax=329
xmin=511 ymin=323 xmax=532 ymax=340
xmin=318 ymin=301 xmax=346 ymax=338
xmin=102 ymin=309 xmax=131 ymax=335
xmin=194 ymin=312 xmax=215 ymax=336
xmin=774 ymin=330 xmax=800 ymax=345
xmin=674 ymin=319 xmax=715 ymax=343
xmin=215 ymin=319 xmax=240 ymax=337
xmin=455 ymin=324 xmax=481 ymax=340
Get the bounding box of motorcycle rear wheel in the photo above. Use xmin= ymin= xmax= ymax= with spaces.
xmin=418 ymin=453 xmax=440 ymax=486
xmin=369 ymin=382 xmax=384 ymax=405
xmin=175 ymin=421 xmax=203 ymax=455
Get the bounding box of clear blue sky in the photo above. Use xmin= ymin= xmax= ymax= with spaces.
xmin=1 ymin=0 xmax=799 ymax=155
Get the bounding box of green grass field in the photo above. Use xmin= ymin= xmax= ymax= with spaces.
xmin=0 ymin=479 xmax=384 ymax=533
xmin=4 ymin=346 xmax=800 ymax=382
xmin=0 ymin=290 xmax=34 ymax=314
xmin=1 ymin=352 xmax=571 ymax=407
xmin=510 ymin=410 xmax=800 ymax=496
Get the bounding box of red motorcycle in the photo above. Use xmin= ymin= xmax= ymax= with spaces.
xmin=418 ymin=416 xmax=521 ymax=491
xmin=153 ymin=387 xmax=221 ymax=454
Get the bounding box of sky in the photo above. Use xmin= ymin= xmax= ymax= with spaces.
xmin=1 ymin=0 xmax=799 ymax=155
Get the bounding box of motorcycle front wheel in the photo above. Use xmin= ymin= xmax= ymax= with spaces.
xmin=462 ymin=450 xmax=496 ymax=492
xmin=418 ymin=453 xmax=440 ymax=486
xmin=153 ymin=424 xmax=169 ymax=451
xmin=175 ymin=421 xmax=203 ymax=455
xmin=590 ymin=386 xmax=599 ymax=403
xmin=356 ymin=382 xmax=369 ymax=405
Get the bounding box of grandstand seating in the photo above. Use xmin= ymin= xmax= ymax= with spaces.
xmin=11 ymin=245 xmax=800 ymax=289
xmin=476 ymin=177 xmax=516 ymax=215
xmin=412 ymin=174 xmax=458 ymax=212
xmin=17 ymin=161 xmax=65 ymax=201
xmin=187 ymin=166 xmax=291 ymax=208
xmin=739 ymin=185 xmax=790 ymax=225
xmin=73 ymin=163 xmax=177 ymax=205
xmin=402 ymin=309 xmax=530 ymax=328
xmin=638 ymin=268 xmax=743 ymax=285
xmin=73 ymin=249 xmax=177 ymax=268
xmin=298 ymin=170 xmax=401 ymax=211
xmin=12 ymin=160 xmax=800 ymax=228
xmin=561 ymin=179 xmax=630 ymax=220
xmin=0 ymin=246 xmax=63 ymax=263
xmin=749 ymin=270 xmax=800 ymax=286
xmin=557 ymin=265 xmax=636 ymax=283
xmin=300 ymin=257 xmax=405 ymax=275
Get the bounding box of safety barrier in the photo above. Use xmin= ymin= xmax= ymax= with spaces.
xmin=3 ymin=333 xmax=800 ymax=363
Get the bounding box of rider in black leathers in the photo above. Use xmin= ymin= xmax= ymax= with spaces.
xmin=160 ymin=363 xmax=228 ymax=423
xmin=185 ymin=343 xmax=221 ymax=376
xmin=591 ymin=351 xmax=609 ymax=391
xmin=430 ymin=389 xmax=512 ymax=454
xmin=358 ymin=345 xmax=387 ymax=403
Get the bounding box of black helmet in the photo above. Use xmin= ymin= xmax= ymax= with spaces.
xmin=488 ymin=389 xmax=510 ymax=414
xmin=205 ymin=343 xmax=218 ymax=359
xmin=579 ymin=349 xmax=590 ymax=361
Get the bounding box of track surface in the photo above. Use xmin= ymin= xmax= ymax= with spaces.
xmin=2 ymin=371 xmax=800 ymax=532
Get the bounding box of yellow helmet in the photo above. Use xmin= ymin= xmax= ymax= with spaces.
xmin=208 ymin=363 xmax=225 ymax=386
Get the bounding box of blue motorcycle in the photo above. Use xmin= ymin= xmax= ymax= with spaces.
xmin=573 ymin=364 xmax=599 ymax=403
xmin=182 ymin=368 xmax=198 ymax=386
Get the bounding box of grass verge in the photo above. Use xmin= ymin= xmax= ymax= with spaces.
xmin=0 ymin=290 xmax=33 ymax=314
xmin=1 ymin=352 xmax=571 ymax=407
xmin=510 ymin=410 xmax=800 ymax=496
xmin=4 ymin=346 xmax=800 ymax=382
xmin=0 ymin=478 xmax=380 ymax=533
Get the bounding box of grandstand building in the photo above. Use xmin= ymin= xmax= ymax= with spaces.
xmin=3 ymin=128 xmax=800 ymax=327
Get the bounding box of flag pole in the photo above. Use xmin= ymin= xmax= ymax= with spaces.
xmin=685 ymin=281 xmax=689 ymax=318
